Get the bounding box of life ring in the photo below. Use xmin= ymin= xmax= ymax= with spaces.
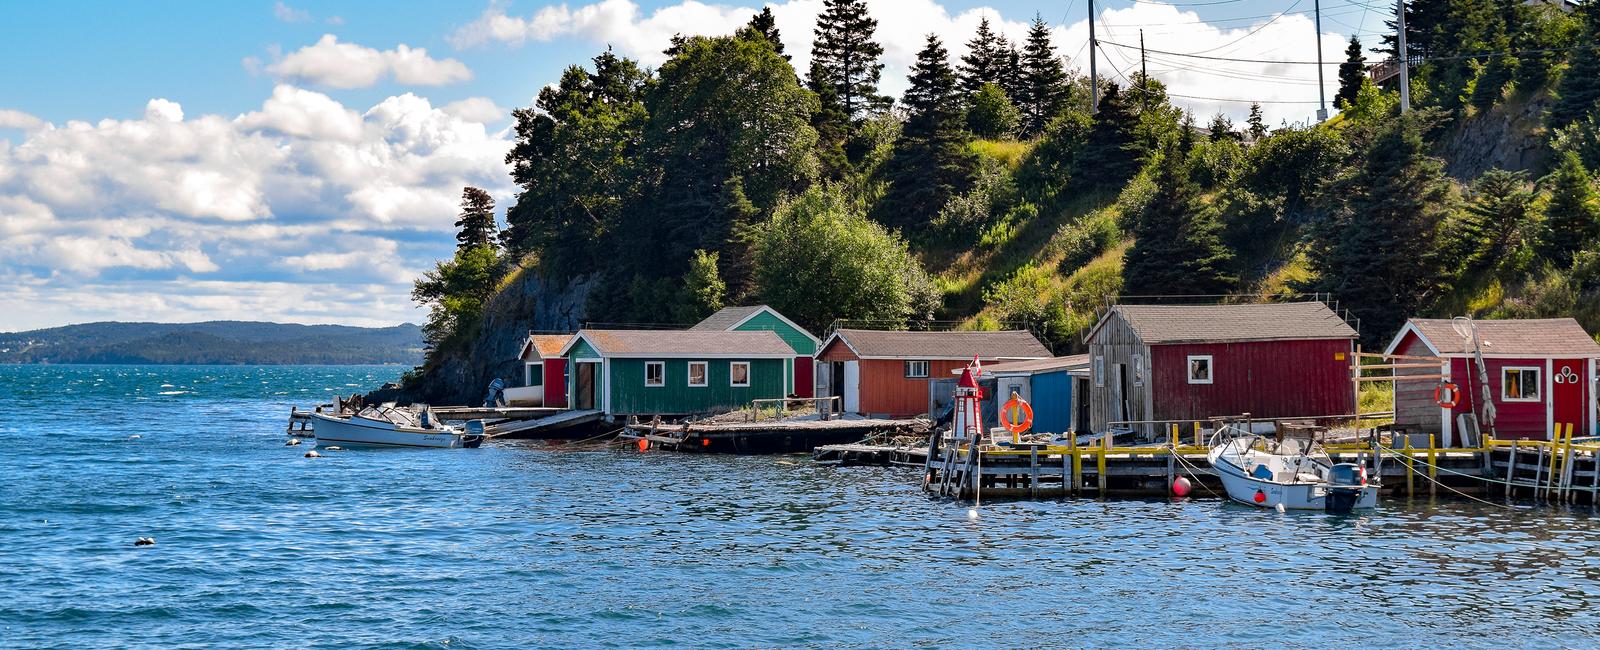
xmin=1434 ymin=382 xmax=1460 ymax=409
xmin=1001 ymin=396 xmax=1034 ymax=434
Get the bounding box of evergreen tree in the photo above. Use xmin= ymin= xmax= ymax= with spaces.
xmin=807 ymin=60 xmax=851 ymax=178
xmin=1207 ymin=113 xmax=1239 ymax=143
xmin=1377 ymin=0 xmax=1448 ymax=60
xmin=1017 ymin=15 xmax=1070 ymax=137
xmin=958 ymin=17 xmax=1008 ymax=94
xmin=877 ymin=34 xmax=974 ymax=229
xmin=809 ymin=0 xmax=887 ymax=128
xmin=1539 ymin=151 xmax=1600 ymax=267
xmin=674 ymin=249 xmax=726 ymax=322
xmin=967 ymin=82 xmax=1020 ymax=139
xmin=1453 ymin=169 xmax=1535 ymax=280
xmin=1307 ymin=112 xmax=1454 ymax=345
xmin=1076 ymin=84 xmax=1142 ymax=189
xmin=1122 ymin=140 xmax=1237 ymax=296
xmin=1551 ymin=0 xmax=1600 ymax=128
xmin=1246 ymin=103 xmax=1268 ymax=141
xmin=1335 ymin=36 xmax=1366 ymax=110
xmin=1000 ymin=43 xmax=1026 ymax=106
xmin=1468 ymin=0 xmax=1522 ymax=110
xmin=745 ymin=7 xmax=786 ymax=59
xmin=454 ymin=186 xmax=497 ymax=252
xmin=1178 ymin=111 xmax=1197 ymax=153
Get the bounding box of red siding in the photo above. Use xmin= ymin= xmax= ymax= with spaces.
xmin=792 ymin=356 xmax=814 ymax=398
xmin=544 ymin=358 xmax=567 ymax=408
xmin=857 ymin=359 xmax=970 ymax=417
xmin=817 ymin=339 xmax=860 ymax=362
xmin=1150 ymin=339 xmax=1355 ymax=422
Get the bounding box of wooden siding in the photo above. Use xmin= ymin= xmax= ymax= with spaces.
xmin=1393 ymin=333 xmax=1442 ymax=433
xmin=817 ymin=338 xmax=860 ymax=362
xmin=1387 ymin=331 xmax=1587 ymax=441
xmin=733 ymin=311 xmax=817 ymax=356
xmin=605 ymin=358 xmax=785 ymax=415
xmin=1087 ymin=312 xmax=1153 ymax=434
xmin=1149 ymin=339 xmax=1355 ymax=424
xmin=856 ymin=359 xmax=970 ymax=417
xmin=1029 ymin=369 xmax=1074 ymax=434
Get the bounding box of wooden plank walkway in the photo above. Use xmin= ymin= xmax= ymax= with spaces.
xmin=483 ymin=409 xmax=603 ymax=438
xmin=624 ymin=417 xmax=930 ymax=454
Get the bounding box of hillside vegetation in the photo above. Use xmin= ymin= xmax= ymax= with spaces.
xmin=0 ymin=321 xmax=424 ymax=365
xmin=403 ymin=0 xmax=1600 ymax=396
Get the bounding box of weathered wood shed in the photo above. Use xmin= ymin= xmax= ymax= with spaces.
xmin=690 ymin=305 xmax=820 ymax=399
xmin=1384 ymin=318 xmax=1600 ymax=442
xmin=559 ymin=329 xmax=794 ymax=416
xmin=817 ymin=329 xmax=1050 ymax=418
xmin=1084 ymin=302 xmax=1359 ymax=435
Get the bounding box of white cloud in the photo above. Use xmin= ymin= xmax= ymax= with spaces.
xmin=442 ymin=97 xmax=506 ymax=123
xmin=0 ymin=109 xmax=46 ymax=131
xmin=266 ymin=35 xmax=473 ymax=89
xmin=237 ymin=84 xmax=364 ymax=141
xmin=273 ymin=1 xmax=311 ymax=23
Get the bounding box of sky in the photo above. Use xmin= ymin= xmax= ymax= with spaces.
xmin=0 ymin=0 xmax=1394 ymax=332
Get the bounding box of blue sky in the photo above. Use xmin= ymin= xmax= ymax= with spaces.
xmin=0 ymin=0 xmax=1389 ymax=331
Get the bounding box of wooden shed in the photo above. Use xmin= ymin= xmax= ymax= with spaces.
xmin=559 ymin=329 xmax=795 ymax=416
xmin=690 ymin=305 xmax=819 ymax=398
xmin=973 ymin=355 xmax=1092 ymax=434
xmin=1084 ymin=302 xmax=1359 ymax=435
xmin=1383 ymin=318 xmax=1600 ymax=442
xmin=817 ymin=329 xmax=1050 ymax=417
xmin=506 ymin=334 xmax=571 ymax=407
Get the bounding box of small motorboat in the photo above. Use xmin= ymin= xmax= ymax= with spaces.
xmin=1207 ymin=426 xmax=1377 ymax=513
xmin=307 ymin=404 xmax=484 ymax=449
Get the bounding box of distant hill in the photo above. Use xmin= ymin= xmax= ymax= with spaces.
xmin=0 ymin=321 xmax=425 ymax=365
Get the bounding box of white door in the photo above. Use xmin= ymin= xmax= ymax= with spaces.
xmin=843 ymin=361 xmax=861 ymax=413
xmin=998 ymin=377 xmax=1029 ymax=403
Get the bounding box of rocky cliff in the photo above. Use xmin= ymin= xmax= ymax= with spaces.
xmin=1436 ymin=92 xmax=1554 ymax=181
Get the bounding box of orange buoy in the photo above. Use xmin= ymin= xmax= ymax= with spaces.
xmin=636 ymin=438 xmax=649 ymax=452
xmin=1172 ymin=476 xmax=1191 ymax=497
xmin=700 ymin=438 xmax=711 ymax=447
xmin=1434 ymin=382 xmax=1460 ymax=409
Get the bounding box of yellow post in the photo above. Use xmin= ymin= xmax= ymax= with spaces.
xmin=1404 ymin=435 xmax=1414 ymax=496
xmin=1548 ymin=424 xmax=1565 ymax=498
xmin=1193 ymin=421 xmax=1202 ymax=448
xmin=1097 ymin=433 xmax=1109 ymax=494
xmin=1070 ymin=433 xmax=1081 ymax=496
xmin=1427 ymin=434 xmax=1437 ymax=497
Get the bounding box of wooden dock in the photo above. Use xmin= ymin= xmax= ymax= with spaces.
xmin=813 ymin=443 xmax=928 ymax=466
xmin=432 ymin=406 xmax=565 ymax=421
xmin=623 ymin=417 xmax=930 ymax=454
xmin=482 ymin=409 xmax=603 ymax=438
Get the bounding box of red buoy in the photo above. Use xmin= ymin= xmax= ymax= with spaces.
xmin=636 ymin=438 xmax=649 ymax=452
xmin=1172 ymin=477 xmax=1191 ymax=497
xmin=1254 ymin=490 xmax=1267 ymax=504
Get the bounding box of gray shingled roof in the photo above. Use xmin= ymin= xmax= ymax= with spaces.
xmin=579 ymin=329 xmax=793 ymax=356
xmin=830 ymin=329 xmax=1050 ymax=359
xmin=1098 ymin=302 xmax=1358 ymax=344
xmin=688 ymin=305 xmax=766 ymax=331
xmin=1405 ymin=318 xmax=1600 ymax=357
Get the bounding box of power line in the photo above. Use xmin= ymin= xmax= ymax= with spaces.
xmin=1185 ymin=0 xmax=1307 ymax=56
xmin=1097 ymin=39 xmax=1323 ymax=106
xmin=1101 ymin=39 xmax=1600 ymax=65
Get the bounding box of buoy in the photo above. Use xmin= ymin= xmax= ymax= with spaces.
xmin=967 ymin=508 xmax=979 ymax=520
xmin=128 ymin=434 xmax=141 ymax=440
xmin=134 ymin=537 xmax=155 ymax=546
xmin=285 ymin=438 xmax=301 ymax=446
xmin=1253 ymin=490 xmax=1267 ymax=504
xmin=700 ymin=438 xmax=711 ymax=447
xmin=1275 ymin=503 xmax=1287 ymax=514
xmin=1172 ymin=476 xmax=1191 ymax=497
xmin=324 ymin=446 xmax=342 ymax=451
xmin=304 ymin=450 xmax=321 ymax=458
xmin=636 ymin=438 xmax=649 ymax=452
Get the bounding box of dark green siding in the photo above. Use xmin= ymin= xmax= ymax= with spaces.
xmin=732 ymin=311 xmax=817 ymax=355
xmin=607 ymin=358 xmax=786 ymax=414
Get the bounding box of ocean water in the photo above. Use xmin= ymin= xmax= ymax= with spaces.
xmin=4 ymin=364 xmax=1600 ymax=648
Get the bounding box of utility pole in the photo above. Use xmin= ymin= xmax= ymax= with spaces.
xmin=1314 ymin=0 xmax=1327 ymax=121
xmin=1140 ymin=29 xmax=1149 ymax=110
xmin=1396 ymin=0 xmax=1410 ymax=113
xmin=1089 ymin=0 xmax=1099 ymax=113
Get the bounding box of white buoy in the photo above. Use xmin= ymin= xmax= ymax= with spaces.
xmin=134 ymin=537 xmax=155 ymax=546
xmin=967 ymin=508 xmax=979 ymax=520
xmin=1275 ymin=503 xmax=1286 ymax=514
xmin=325 ymin=446 xmax=342 ymax=451
xmin=304 ymin=450 xmax=321 ymax=458
xmin=128 ymin=434 xmax=141 ymax=440
xmin=285 ymin=438 xmax=301 ymax=446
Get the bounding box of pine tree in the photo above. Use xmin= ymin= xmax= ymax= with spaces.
xmin=1453 ymin=169 xmax=1535 ymax=279
xmin=1017 ymin=15 xmax=1070 ymax=137
xmin=1468 ymin=0 xmax=1521 ymax=110
xmin=958 ymin=17 xmax=1008 ymax=94
xmin=1335 ymin=36 xmax=1366 ymax=110
xmin=1207 ymin=113 xmax=1239 ymax=143
xmin=1539 ymin=151 xmax=1600 ymax=267
xmin=809 ymin=0 xmax=887 ymax=126
xmin=745 ymin=7 xmax=786 ymax=59
xmin=1246 ymin=103 xmax=1268 ymax=140
xmin=1076 ymin=84 xmax=1142 ymax=188
xmin=876 ymin=34 xmax=974 ymax=228
xmin=1000 ymin=43 xmax=1026 ymax=106
xmin=454 ymin=186 xmax=497 ymax=252
xmin=1551 ymin=0 xmax=1600 ymax=128
xmin=1122 ymin=140 xmax=1237 ymax=296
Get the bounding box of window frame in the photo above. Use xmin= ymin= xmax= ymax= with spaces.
xmin=528 ymin=362 xmax=544 ymax=387
xmin=1132 ymin=354 xmax=1145 ymax=388
xmin=687 ymin=361 xmax=708 ymax=388
xmin=729 ymin=361 xmax=751 ymax=387
xmin=904 ymin=360 xmax=931 ymax=378
xmin=644 ymin=361 xmax=665 ymax=388
xmin=1187 ymin=355 xmax=1214 ymax=385
xmin=1094 ymin=356 xmax=1105 ymax=387
xmin=1501 ymin=366 xmax=1542 ymax=402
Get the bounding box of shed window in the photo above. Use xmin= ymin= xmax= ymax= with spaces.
xmin=528 ymin=362 xmax=544 ymax=387
xmin=1132 ymin=354 xmax=1145 ymax=387
xmin=687 ymin=361 xmax=707 ymax=387
xmin=645 ymin=361 xmax=665 ymax=387
xmin=905 ymin=360 xmax=930 ymax=378
xmin=1094 ymin=356 xmax=1105 ymax=387
xmin=1502 ymin=367 xmax=1541 ymax=402
xmin=1187 ymin=355 xmax=1213 ymax=385
xmin=730 ymin=362 xmax=751 ymax=387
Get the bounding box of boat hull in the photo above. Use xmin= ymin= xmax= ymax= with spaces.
xmin=1211 ymin=455 xmax=1377 ymax=511
xmin=308 ymin=413 xmax=481 ymax=449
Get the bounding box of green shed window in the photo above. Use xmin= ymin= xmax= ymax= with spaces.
xmin=730 ymin=361 xmax=751 ymax=387
xmin=645 ymin=361 xmax=665 ymax=387
xmin=687 ymin=361 xmax=707 ymax=387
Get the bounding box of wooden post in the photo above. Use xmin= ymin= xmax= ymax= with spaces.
xmin=1070 ymin=435 xmax=1081 ymax=497
xmin=1404 ymin=435 xmax=1414 ymax=497
xmin=1166 ymin=424 xmax=1177 ymax=492
xmin=1506 ymin=440 xmax=1519 ymax=499
xmin=1547 ymin=429 xmax=1563 ymax=499
xmin=1097 ymin=434 xmax=1109 ymax=494
xmin=1427 ymin=434 xmax=1437 ymax=497
xmin=1534 ymin=445 xmax=1547 ymax=500
xmin=1029 ymin=445 xmax=1039 ymax=497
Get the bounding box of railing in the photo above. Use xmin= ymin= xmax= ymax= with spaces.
xmin=746 ymin=396 xmax=843 ymax=422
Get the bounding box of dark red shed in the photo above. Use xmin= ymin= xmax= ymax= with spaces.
xmin=1084 ymin=302 xmax=1359 ymax=435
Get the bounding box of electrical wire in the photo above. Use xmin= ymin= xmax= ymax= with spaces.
xmin=1101 ymin=39 xmax=1600 ymax=65
xmin=1185 ymin=0 xmax=1306 ymax=56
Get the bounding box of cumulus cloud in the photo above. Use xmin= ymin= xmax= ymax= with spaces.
xmin=273 ymin=1 xmax=311 ymax=23
xmin=451 ymin=0 xmax=1344 ymax=125
xmin=0 ymin=109 xmax=46 ymax=131
xmin=267 ymin=35 xmax=473 ymax=88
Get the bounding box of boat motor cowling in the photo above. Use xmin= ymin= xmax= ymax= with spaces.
xmin=1328 ymin=463 xmax=1366 ymax=487
xmin=1325 ymin=463 xmax=1366 ymax=514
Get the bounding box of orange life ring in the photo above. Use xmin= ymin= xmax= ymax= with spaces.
xmin=1434 ymin=382 xmax=1460 ymax=409
xmin=1001 ymin=396 xmax=1034 ymax=434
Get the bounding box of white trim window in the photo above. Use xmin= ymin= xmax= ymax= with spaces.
xmin=1187 ymin=355 xmax=1214 ymax=385
xmin=1094 ymin=356 xmax=1105 ymax=387
xmin=687 ymin=361 xmax=708 ymax=387
xmin=1132 ymin=354 xmax=1145 ymax=387
xmin=1502 ymin=366 xmax=1541 ymax=402
xmin=905 ymin=360 xmax=931 ymax=378
xmin=730 ymin=361 xmax=751 ymax=387
xmin=644 ymin=361 xmax=665 ymax=387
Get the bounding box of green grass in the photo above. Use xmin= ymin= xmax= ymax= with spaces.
xmin=968 ymin=139 xmax=1031 ymax=170
xmin=1358 ymin=381 xmax=1395 ymax=427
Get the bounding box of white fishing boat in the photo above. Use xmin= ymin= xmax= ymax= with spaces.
xmin=1207 ymin=427 xmax=1377 ymax=513
xmin=308 ymin=405 xmax=484 ymax=449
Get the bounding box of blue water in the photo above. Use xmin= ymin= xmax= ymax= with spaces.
xmin=5 ymin=364 xmax=1600 ymax=648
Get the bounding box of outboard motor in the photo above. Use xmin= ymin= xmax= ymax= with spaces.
xmin=483 ymin=378 xmax=506 ymax=408
xmin=1325 ymin=463 xmax=1366 ymax=514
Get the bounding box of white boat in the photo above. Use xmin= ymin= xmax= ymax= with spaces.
xmin=1207 ymin=428 xmax=1377 ymax=513
xmin=308 ymin=405 xmax=484 ymax=449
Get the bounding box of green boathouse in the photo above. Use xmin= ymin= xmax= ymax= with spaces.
xmin=559 ymin=329 xmax=796 ymax=416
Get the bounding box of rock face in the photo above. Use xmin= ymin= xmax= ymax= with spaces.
xmin=1437 ymin=93 xmax=1553 ymax=181
xmin=375 ymin=270 xmax=595 ymax=406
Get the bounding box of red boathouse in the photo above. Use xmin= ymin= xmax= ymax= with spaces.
xmin=817 ymin=329 xmax=1050 ymax=417
xmin=1084 ymin=302 xmax=1359 ymax=435
xmin=1383 ymin=318 xmax=1600 ymax=442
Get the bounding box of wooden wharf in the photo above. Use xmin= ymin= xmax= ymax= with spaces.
xmin=623 ymin=416 xmax=930 ymax=454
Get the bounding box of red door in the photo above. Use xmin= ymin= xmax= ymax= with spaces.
xmin=1552 ymin=359 xmax=1586 ymax=437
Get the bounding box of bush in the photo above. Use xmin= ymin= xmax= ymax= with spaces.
xmin=1047 ymin=212 xmax=1120 ymax=274
xmin=967 ymin=83 xmax=1020 ymax=139
xmin=932 ymin=157 xmax=1018 ymax=240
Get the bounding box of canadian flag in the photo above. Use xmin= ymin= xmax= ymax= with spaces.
xmin=970 ymin=354 xmax=983 ymax=377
